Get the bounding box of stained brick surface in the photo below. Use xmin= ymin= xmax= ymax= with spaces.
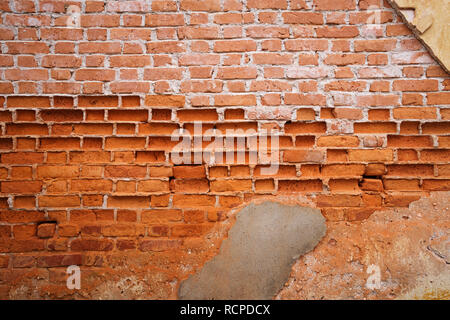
xmin=0 ymin=0 xmax=449 ymax=299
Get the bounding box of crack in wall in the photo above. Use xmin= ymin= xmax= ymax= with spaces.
xmin=427 ymin=245 xmax=449 ymax=264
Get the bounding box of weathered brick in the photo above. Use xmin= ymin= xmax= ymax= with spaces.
xmin=0 ymin=0 xmax=448 ymax=296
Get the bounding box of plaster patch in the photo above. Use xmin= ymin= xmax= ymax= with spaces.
xmin=178 ymin=202 xmax=326 ymax=300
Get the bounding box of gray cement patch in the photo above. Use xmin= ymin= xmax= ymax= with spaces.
xmin=178 ymin=201 xmax=326 ymax=300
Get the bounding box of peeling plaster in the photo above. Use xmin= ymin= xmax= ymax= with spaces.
xmin=388 ymin=0 xmax=450 ymax=73
xmin=278 ymin=192 xmax=450 ymax=300
xmin=178 ymin=202 xmax=326 ymax=300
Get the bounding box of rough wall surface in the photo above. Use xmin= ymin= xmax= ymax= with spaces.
xmin=278 ymin=191 xmax=449 ymax=300
xmin=0 ymin=0 xmax=449 ymax=299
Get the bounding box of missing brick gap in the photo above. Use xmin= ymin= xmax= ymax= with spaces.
xmin=362 ymin=175 xmax=383 ymax=180
xmin=37 ymin=220 xmax=57 ymax=226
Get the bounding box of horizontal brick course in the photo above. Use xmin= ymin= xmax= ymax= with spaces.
xmin=0 ymin=0 xmax=448 ymax=299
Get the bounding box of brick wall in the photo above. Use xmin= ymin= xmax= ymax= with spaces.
xmin=0 ymin=0 xmax=449 ymax=299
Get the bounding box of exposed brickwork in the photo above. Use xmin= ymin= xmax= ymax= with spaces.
xmin=0 ymin=0 xmax=449 ymax=299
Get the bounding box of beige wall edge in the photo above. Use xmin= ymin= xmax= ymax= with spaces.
xmin=387 ymin=0 xmax=450 ymax=74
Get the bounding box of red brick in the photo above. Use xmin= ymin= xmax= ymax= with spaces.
xmin=427 ymin=92 xmax=450 ymax=105
xmin=79 ymin=42 xmax=121 ymax=54
xmin=316 ymin=195 xmax=361 ymax=207
xmin=147 ymin=41 xmax=186 ymax=53
xmin=393 ymin=80 xmax=439 ymax=92
xmin=285 ymin=39 xmax=328 ymax=51
xmin=348 ymin=149 xmax=393 ymax=162
xmin=177 ymin=109 xmax=218 ymax=121
xmin=6 ymin=123 xmax=48 ymax=135
xmin=1 ymin=181 xmax=42 ymax=194
xmin=278 ymin=180 xmax=323 ymax=192
xmin=354 ymin=39 xmax=396 ymax=52
xmin=78 ymin=96 xmax=118 ymax=108
xmin=38 ymin=195 xmax=80 ymax=207
xmin=282 ymin=12 xmax=324 ymax=25
xmin=172 ymin=195 xmax=215 ymax=207
xmin=214 ymin=40 xmax=257 ymax=52
xmin=107 ymin=196 xmax=150 ymax=208
xmin=7 ymin=96 xmax=50 ymax=108
xmin=387 ymin=165 xmax=434 ymax=177
xmin=71 ymin=239 xmax=113 ymax=251
xmin=145 ymin=95 xmax=185 ymax=107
